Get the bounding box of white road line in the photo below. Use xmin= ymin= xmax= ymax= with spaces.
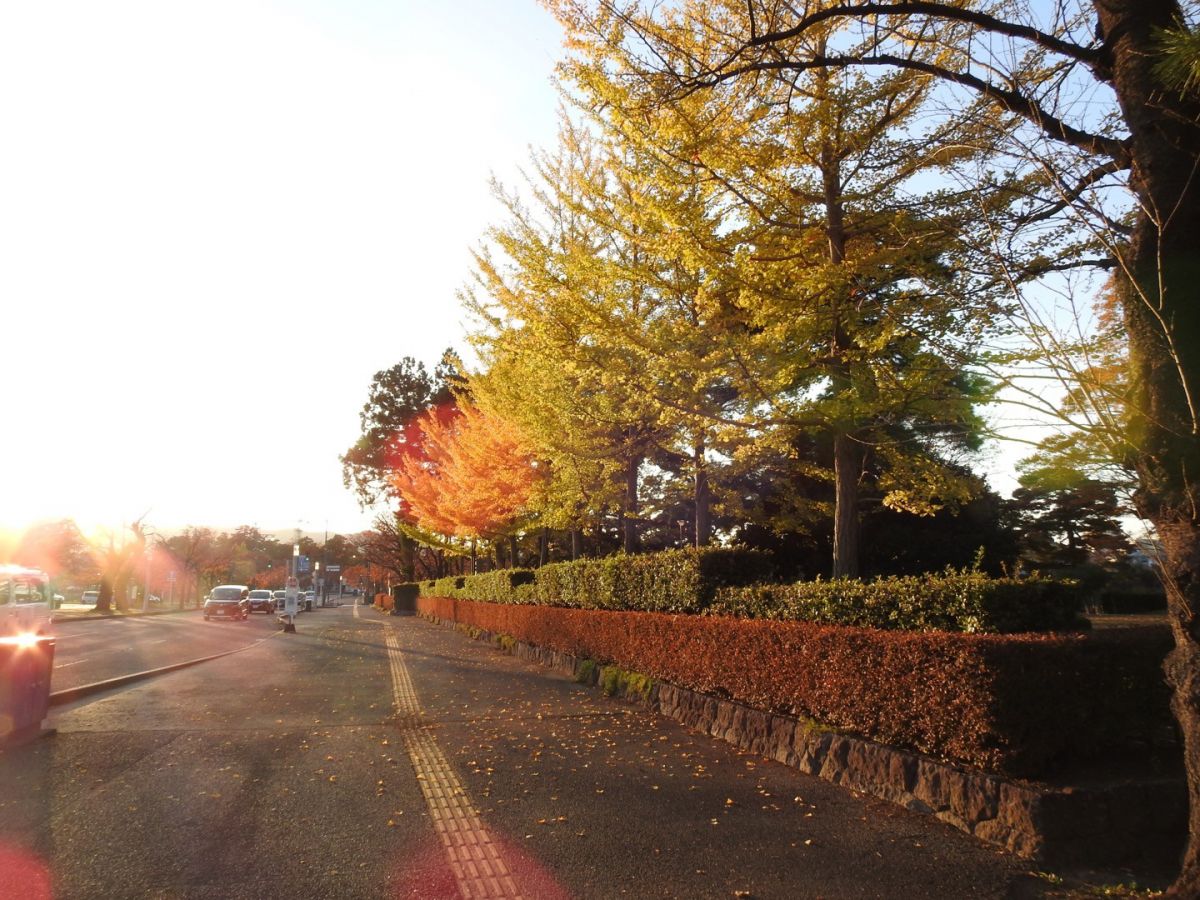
xmin=54 ymin=659 xmax=87 ymax=668
xmin=381 ymin=626 xmax=522 ymax=900
xmin=145 ymin=639 xmax=168 ymax=645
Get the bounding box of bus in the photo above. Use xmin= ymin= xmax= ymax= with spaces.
xmin=0 ymin=565 xmax=54 ymax=638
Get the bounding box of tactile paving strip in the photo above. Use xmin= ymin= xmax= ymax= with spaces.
xmin=382 ymin=626 xmax=523 ymax=900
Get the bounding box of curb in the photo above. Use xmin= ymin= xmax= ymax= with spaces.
xmin=49 ymin=633 xmax=278 ymax=706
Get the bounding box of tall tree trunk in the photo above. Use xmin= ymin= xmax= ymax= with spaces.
xmin=623 ymin=454 xmax=642 ymax=553
xmin=113 ymin=572 xmax=130 ymax=612
xmin=399 ymin=530 xmax=415 ymax=582
xmin=819 ymin=71 xmax=860 ymax=579
xmin=694 ymin=438 xmax=711 ymax=547
xmin=97 ymin=579 xmax=113 ymax=613
xmin=832 ymin=432 xmax=861 ymax=579
xmin=570 ymin=528 xmax=582 ymax=561
xmin=1097 ymin=1 xmax=1200 ymax=892
xmin=539 ymin=528 xmax=549 ymax=567
xmin=509 ymin=534 xmax=520 ymax=569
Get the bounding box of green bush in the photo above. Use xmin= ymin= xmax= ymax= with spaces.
xmin=430 ymin=576 xmax=456 ymax=597
xmin=426 ymin=569 xmax=536 ymax=602
xmin=530 ymin=548 xmax=773 ymax=613
xmin=418 ymin=553 xmax=1081 ymax=633
xmin=709 ymin=569 xmax=1084 ymax=633
xmin=420 ymin=549 xmax=772 ymax=614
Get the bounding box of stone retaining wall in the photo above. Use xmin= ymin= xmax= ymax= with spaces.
xmin=422 ymin=613 xmax=1185 ymax=867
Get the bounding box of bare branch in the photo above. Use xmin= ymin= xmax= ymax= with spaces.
xmin=743 ymin=2 xmax=1105 ymax=72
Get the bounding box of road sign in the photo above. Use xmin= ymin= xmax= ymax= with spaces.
xmin=326 ymin=565 xmax=341 ymax=573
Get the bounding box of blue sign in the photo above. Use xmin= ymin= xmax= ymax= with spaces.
xmin=298 ymin=555 xmax=310 ymax=574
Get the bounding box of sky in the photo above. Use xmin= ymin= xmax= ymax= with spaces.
xmin=0 ymin=0 xmax=1055 ymax=545
xmin=0 ymin=0 xmax=564 ymax=538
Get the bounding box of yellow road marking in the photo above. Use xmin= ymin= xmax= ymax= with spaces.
xmin=381 ymin=626 xmax=522 ymax=899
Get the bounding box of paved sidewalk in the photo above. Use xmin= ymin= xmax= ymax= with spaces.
xmin=0 ymin=602 xmax=1079 ymax=898
xmin=370 ymin=609 xmax=1049 ymax=899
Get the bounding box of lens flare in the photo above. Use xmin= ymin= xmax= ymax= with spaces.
xmin=0 ymin=844 xmax=53 ymax=900
xmin=0 ymin=632 xmax=43 ymax=651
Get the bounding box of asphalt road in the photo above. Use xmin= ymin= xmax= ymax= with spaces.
xmin=0 ymin=602 xmax=1052 ymax=899
xmin=49 ymin=607 xmax=284 ymax=692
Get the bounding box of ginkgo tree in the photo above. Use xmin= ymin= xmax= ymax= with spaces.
xmin=465 ymin=132 xmax=693 ymax=555
xmin=530 ymin=9 xmax=1004 ymax=576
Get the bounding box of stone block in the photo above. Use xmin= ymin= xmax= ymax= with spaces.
xmin=912 ymin=759 xmax=951 ymax=812
xmin=949 ymin=771 xmax=1000 ymax=824
xmin=996 ymin=782 xmax=1039 ymax=835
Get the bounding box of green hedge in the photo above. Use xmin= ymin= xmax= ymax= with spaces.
xmin=709 ymin=570 xmax=1084 ymax=633
xmin=417 ymin=551 xmax=1081 ymax=633
xmin=423 ymin=549 xmax=772 ymax=613
xmin=529 ymin=548 xmax=773 ymax=613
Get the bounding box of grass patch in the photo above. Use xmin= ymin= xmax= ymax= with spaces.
xmin=574 ymin=659 xmax=597 ymax=685
xmin=598 ymin=665 xmax=654 ymax=702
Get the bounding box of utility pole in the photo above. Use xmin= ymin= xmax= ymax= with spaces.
xmin=321 ymin=522 xmax=328 ymax=605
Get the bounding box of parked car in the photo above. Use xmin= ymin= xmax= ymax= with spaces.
xmin=271 ymin=590 xmax=287 ymax=609
xmin=81 ymin=590 xmax=100 ymax=605
xmin=246 ymin=589 xmax=275 ymax=614
xmin=203 ymin=585 xmax=250 ymax=621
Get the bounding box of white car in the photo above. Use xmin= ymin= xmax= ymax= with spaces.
xmin=81 ymin=590 xmax=100 ymax=605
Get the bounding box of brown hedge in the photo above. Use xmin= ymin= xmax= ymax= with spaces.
xmin=418 ymin=596 xmax=1172 ymax=777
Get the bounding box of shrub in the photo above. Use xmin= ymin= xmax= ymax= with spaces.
xmin=430 ymin=576 xmax=461 ymax=598
xmin=710 ymin=570 xmax=1084 ymax=633
xmin=574 ymin=658 xmax=597 ymax=685
xmin=418 ymin=596 xmax=1171 ymax=777
xmin=530 ymin=548 xmax=773 ymax=612
xmin=465 ymin=569 xmax=536 ymax=602
xmin=420 ymin=549 xmax=772 ymax=613
xmin=424 ymin=569 xmax=536 ymax=602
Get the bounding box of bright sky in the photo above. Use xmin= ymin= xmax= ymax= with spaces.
xmin=1 ymin=0 xmax=563 ymax=537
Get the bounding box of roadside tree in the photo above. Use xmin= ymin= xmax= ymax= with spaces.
xmin=552 ymin=0 xmax=1200 ymax=889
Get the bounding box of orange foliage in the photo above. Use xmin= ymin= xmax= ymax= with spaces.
xmin=392 ymin=404 xmax=541 ymax=539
